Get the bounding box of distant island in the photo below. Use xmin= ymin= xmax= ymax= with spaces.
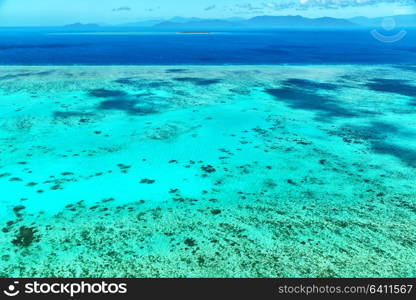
xmin=64 ymin=23 xmax=100 ymax=28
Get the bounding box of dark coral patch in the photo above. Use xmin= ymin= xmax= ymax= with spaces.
xmin=337 ymin=122 xmax=416 ymax=168
xmin=166 ymin=69 xmax=187 ymax=73
xmin=184 ymin=238 xmax=196 ymax=247
xmin=395 ymin=65 xmax=416 ymax=72
xmin=53 ymin=111 xmax=95 ymax=119
xmin=114 ymin=78 xmax=136 ymax=85
xmin=366 ymin=79 xmax=416 ymax=98
xmin=284 ymin=78 xmax=339 ymax=91
xmin=266 ymin=87 xmax=355 ymax=119
xmin=12 ymin=226 xmax=38 ymax=247
xmin=13 ymin=205 xmax=26 ymax=217
xmin=140 ymin=179 xmax=156 ymax=184
xmin=0 ymin=71 xmax=55 ymax=80
xmin=88 ymin=89 xmax=128 ymax=98
xmin=265 ymin=78 xmax=355 ymax=119
xmin=173 ymin=77 xmax=221 ymax=86
xmin=99 ymin=99 xmax=157 ymax=115
xmin=372 ymin=142 xmax=416 ymax=168
xmin=88 ymin=87 xmax=158 ymax=115
xmin=201 ymin=165 xmax=216 ymax=173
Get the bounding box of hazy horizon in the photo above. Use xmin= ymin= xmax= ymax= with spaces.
xmin=0 ymin=0 xmax=415 ymax=26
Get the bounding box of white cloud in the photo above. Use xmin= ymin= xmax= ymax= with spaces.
xmin=204 ymin=5 xmax=216 ymax=11
xmin=296 ymin=0 xmax=415 ymax=8
xmin=260 ymin=0 xmax=415 ymax=10
xmin=112 ymin=6 xmax=131 ymax=12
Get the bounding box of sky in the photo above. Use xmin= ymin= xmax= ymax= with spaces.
xmin=0 ymin=0 xmax=415 ymax=26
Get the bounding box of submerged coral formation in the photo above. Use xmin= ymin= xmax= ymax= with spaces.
xmin=0 ymin=65 xmax=415 ymax=277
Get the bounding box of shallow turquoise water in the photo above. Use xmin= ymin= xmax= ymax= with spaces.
xmin=0 ymin=65 xmax=415 ymax=277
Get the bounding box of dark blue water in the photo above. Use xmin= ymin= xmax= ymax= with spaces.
xmin=0 ymin=27 xmax=415 ymax=65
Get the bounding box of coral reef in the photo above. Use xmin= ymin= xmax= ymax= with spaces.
xmin=0 ymin=65 xmax=415 ymax=277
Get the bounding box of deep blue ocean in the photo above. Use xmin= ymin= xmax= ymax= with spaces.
xmin=0 ymin=27 xmax=415 ymax=65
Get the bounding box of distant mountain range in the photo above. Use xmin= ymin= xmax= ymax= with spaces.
xmin=154 ymin=16 xmax=358 ymax=28
xmin=65 ymin=14 xmax=416 ymax=29
xmin=122 ymin=17 xmax=245 ymax=27
xmin=154 ymin=19 xmax=238 ymax=28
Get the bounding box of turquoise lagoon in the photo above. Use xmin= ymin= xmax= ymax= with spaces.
xmin=0 ymin=65 xmax=415 ymax=277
